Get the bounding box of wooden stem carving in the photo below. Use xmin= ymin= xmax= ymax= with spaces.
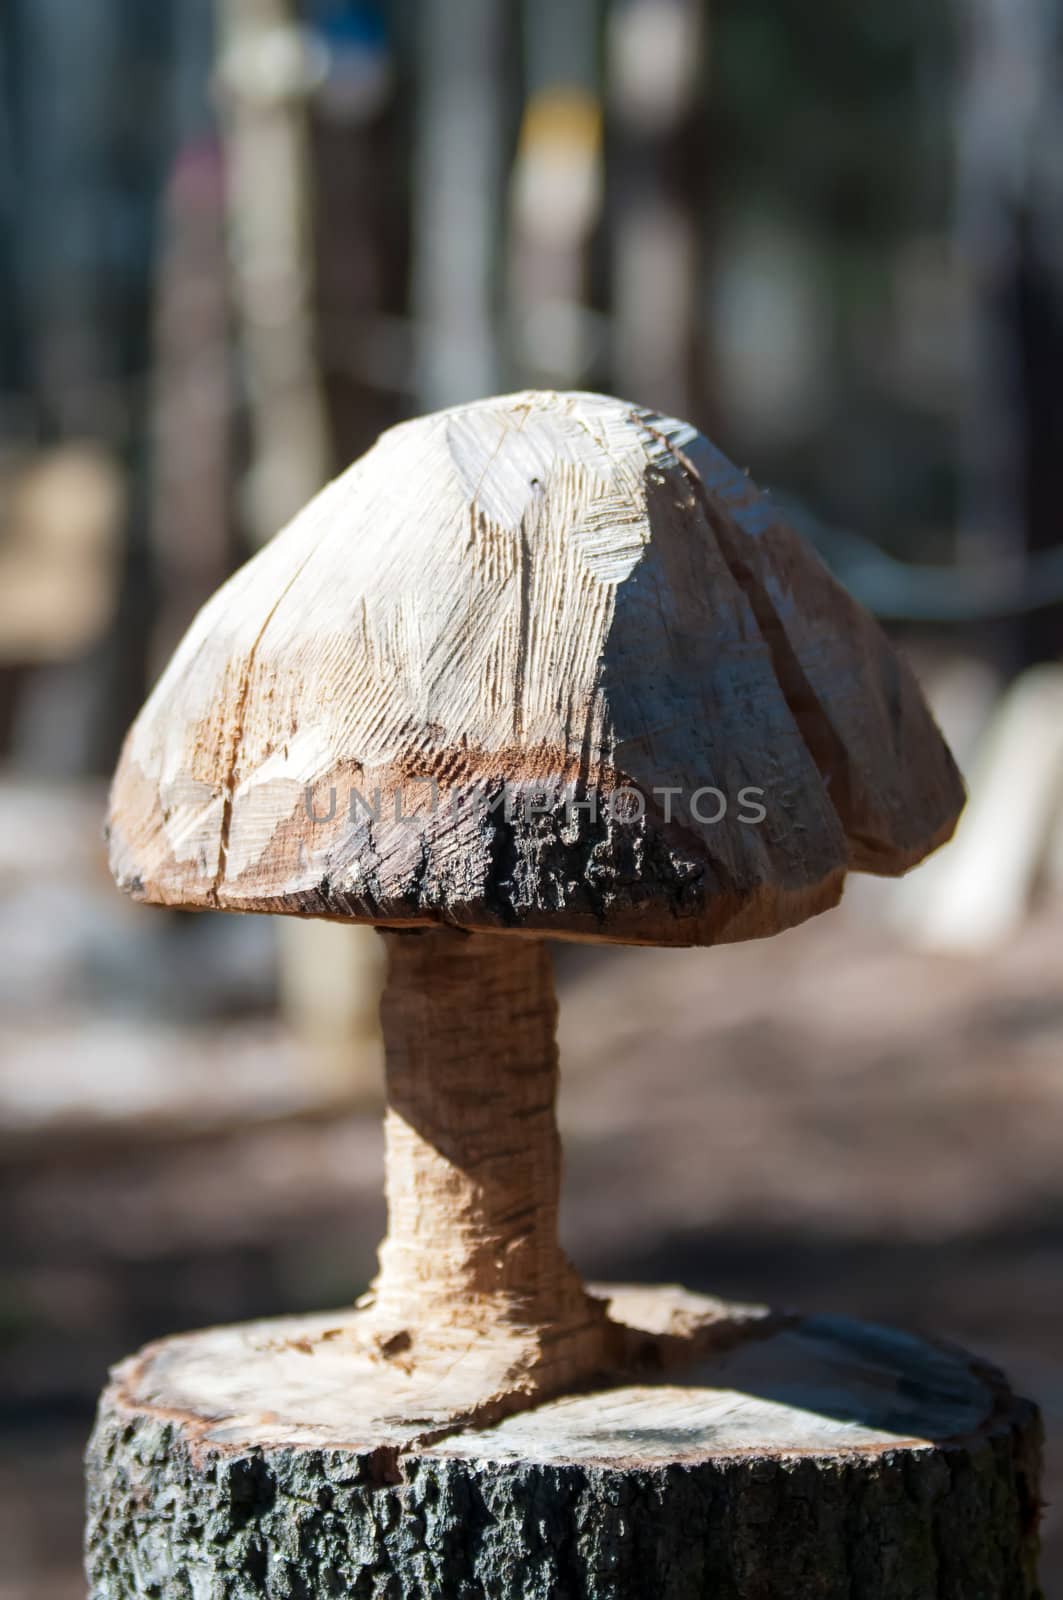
xmin=369 ymin=927 xmax=611 ymax=1400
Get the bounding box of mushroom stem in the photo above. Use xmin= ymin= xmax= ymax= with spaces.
xmin=369 ymin=927 xmax=610 ymax=1395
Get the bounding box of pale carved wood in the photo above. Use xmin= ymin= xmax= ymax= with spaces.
xmin=97 ymin=392 xmax=994 ymax=1596
xmin=364 ymin=928 xmax=612 ymax=1410
xmin=107 ymin=390 xmax=964 ymax=946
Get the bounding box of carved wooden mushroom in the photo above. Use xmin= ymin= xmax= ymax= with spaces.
xmin=90 ymin=392 xmax=1042 ymax=1599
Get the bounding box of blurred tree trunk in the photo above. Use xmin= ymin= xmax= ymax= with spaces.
xmin=412 ymin=0 xmax=508 ymax=409
xmin=0 ymin=0 xmax=176 ymax=773
xmin=150 ymin=141 xmax=233 ymax=672
xmin=151 ymin=147 xmax=233 ymax=669
xmin=1016 ymin=198 xmax=1063 ymax=666
xmin=607 ymin=0 xmax=707 ymax=420
xmin=505 ymin=0 xmax=602 ymax=390
xmin=217 ymin=0 xmax=332 ymax=542
xmin=308 ymin=0 xmax=407 ymax=454
xmin=955 ymin=0 xmax=1063 ymax=669
xmin=151 ymin=0 xmax=232 ymax=670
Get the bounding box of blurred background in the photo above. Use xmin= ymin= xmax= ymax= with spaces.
xmin=2 ymin=0 xmax=1063 ymax=1594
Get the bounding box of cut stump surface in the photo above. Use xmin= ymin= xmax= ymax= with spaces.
xmin=85 ymin=1285 xmax=1043 ymax=1599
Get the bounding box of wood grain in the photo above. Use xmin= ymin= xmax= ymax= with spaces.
xmin=364 ymin=929 xmax=613 ymax=1413
xmin=109 ymin=390 xmax=964 ymax=945
xmin=86 ymin=1285 xmax=1043 ymax=1599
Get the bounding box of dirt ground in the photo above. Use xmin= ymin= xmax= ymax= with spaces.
xmin=2 ymin=896 xmax=1062 ymax=1597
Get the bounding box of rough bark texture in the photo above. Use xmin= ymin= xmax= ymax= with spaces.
xmin=107 ymin=390 xmax=964 ymax=947
xmin=85 ymin=1287 xmax=1043 ymax=1600
xmin=366 ymin=930 xmax=611 ymax=1407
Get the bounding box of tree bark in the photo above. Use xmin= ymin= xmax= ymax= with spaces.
xmin=85 ymin=1285 xmax=1043 ymax=1600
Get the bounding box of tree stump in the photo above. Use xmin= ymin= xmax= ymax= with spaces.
xmin=86 ymin=1285 xmax=1043 ymax=1600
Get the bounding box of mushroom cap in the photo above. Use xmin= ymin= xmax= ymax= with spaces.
xmin=109 ymin=391 xmax=964 ymax=946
